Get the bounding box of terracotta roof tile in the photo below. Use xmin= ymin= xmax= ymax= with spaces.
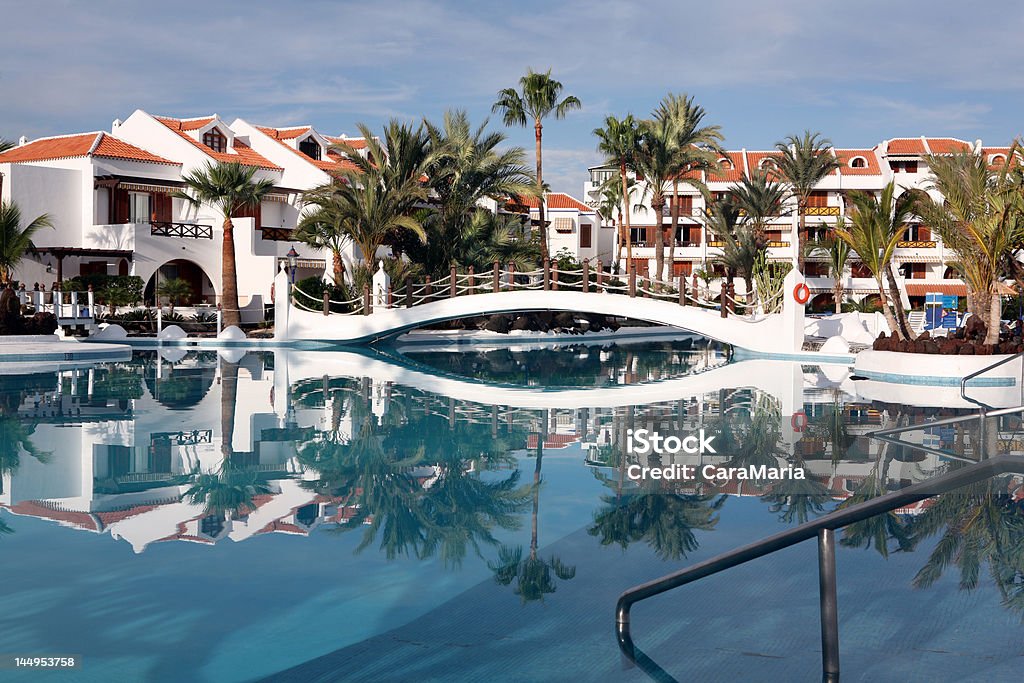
xmin=255 ymin=125 xmax=360 ymax=174
xmin=708 ymin=152 xmax=744 ymax=182
xmin=835 ymin=149 xmax=881 ymax=175
xmin=0 ymin=132 xmax=179 ymax=166
xmin=887 ymin=138 xmax=926 ymax=155
xmin=154 ymin=116 xmax=282 ymax=171
xmin=325 ymin=135 xmax=368 ymax=150
xmin=925 ymin=138 xmax=972 ymax=155
xmin=4 ymin=501 xmax=98 ymax=531
xmin=905 ymin=283 xmax=967 ymax=296
xmin=515 ymin=192 xmax=593 ymax=212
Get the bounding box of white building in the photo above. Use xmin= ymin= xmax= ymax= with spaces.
xmin=0 ymin=111 xmax=366 ymax=320
xmin=583 ymin=136 xmax=1019 ymax=311
xmin=514 ymin=192 xmax=613 ymax=265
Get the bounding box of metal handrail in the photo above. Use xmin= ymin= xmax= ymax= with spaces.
xmin=959 ymin=350 xmax=1024 ymax=409
xmin=615 ymin=450 xmax=1024 ymax=680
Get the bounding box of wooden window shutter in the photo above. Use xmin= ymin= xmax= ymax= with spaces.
xmin=579 ymin=223 xmax=592 ymax=248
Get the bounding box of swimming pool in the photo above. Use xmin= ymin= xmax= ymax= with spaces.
xmin=0 ymin=342 xmax=1021 ymax=681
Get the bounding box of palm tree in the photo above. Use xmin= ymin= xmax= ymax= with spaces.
xmin=633 ymin=116 xmax=678 ymax=283
xmin=774 ymin=131 xmax=841 ymax=272
xmin=805 ymin=228 xmax=851 ymax=314
xmin=156 ymin=277 xmax=192 ymax=315
xmin=701 ymin=193 xmax=743 ymax=294
xmin=175 ymin=162 xmax=274 ymax=327
xmin=654 ymin=94 xmax=724 ymax=278
xmin=597 ymin=174 xmax=637 ymax=272
xmin=493 ymin=69 xmax=581 ymax=262
xmin=588 ymin=491 xmax=724 ymax=560
xmin=456 ymin=210 xmax=540 ymax=273
xmin=417 ymin=110 xmax=535 ymax=275
xmin=0 ymin=139 xmax=13 ymax=153
xmin=914 ymin=145 xmax=1024 ymax=345
xmin=594 ymin=115 xmax=640 ymax=272
xmin=294 ymin=189 xmax=352 ymax=285
xmin=732 ymin=170 xmax=788 ymax=240
xmin=833 ymin=182 xmax=915 ymax=340
xmin=0 ymin=201 xmax=52 ymax=284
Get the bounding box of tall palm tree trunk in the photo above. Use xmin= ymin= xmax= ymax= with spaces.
xmin=987 ymin=289 xmax=1001 ymax=346
xmin=222 ymin=217 xmax=241 ymax=327
xmin=876 ymin=281 xmax=903 ymax=341
xmin=797 ymin=198 xmax=806 ymax=274
xmin=332 ymin=250 xmax=345 ymax=285
xmin=833 ymin=281 xmax=843 ymax=315
xmin=621 ymin=164 xmax=632 ymax=274
xmin=669 ymin=180 xmax=680 ymax=281
xmin=531 ymin=429 xmax=544 ymax=560
xmin=884 ymin=264 xmax=915 ymax=340
xmin=652 ymin=194 xmax=666 ymax=284
xmin=221 ymin=360 xmax=239 ymax=462
xmin=535 ymin=120 xmax=548 ymax=262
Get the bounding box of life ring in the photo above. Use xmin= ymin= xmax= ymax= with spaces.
xmin=793 ymin=282 xmax=810 ymax=305
xmin=791 ymin=411 xmax=808 ymax=432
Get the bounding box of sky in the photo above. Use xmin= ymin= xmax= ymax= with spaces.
xmin=2 ymin=1 xmax=1023 ymax=194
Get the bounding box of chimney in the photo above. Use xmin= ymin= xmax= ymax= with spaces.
xmin=18 ymin=136 xmax=28 ymax=146
xmin=112 ymin=118 xmax=122 ymax=131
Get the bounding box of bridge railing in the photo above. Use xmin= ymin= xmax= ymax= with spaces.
xmin=289 ymin=259 xmax=770 ymax=319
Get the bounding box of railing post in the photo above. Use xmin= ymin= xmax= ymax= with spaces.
xmin=628 ymin=264 xmax=637 ymax=297
xmin=450 ymin=265 xmax=457 ymax=298
xmin=582 ymin=258 xmax=590 ymax=293
xmin=156 ymin=307 xmax=163 ymax=334
xmin=216 ymin=309 xmax=222 ymax=336
xmin=818 ymin=528 xmax=841 ymax=680
xmin=678 ymin=275 xmax=687 ymax=306
xmin=87 ymin=285 xmax=95 ymax=315
xmin=405 ymin=276 xmax=413 ymax=308
xmin=363 ymin=285 xmax=371 ymax=315
xmin=596 ymin=259 xmax=604 ymax=291
xmin=53 ymin=289 xmax=62 ymax=318
xmin=728 ymin=282 xmax=736 ymax=313
xmin=552 ymin=267 xmax=559 ymax=291
xmin=467 ymin=265 xmax=475 ymax=295
xmin=507 ymin=263 xmax=515 ymax=289
xmin=425 ymin=275 xmax=432 ymax=298
xmin=543 ymin=259 xmax=551 ymax=291
xmin=492 ymin=261 xmax=500 ymax=293
xmin=720 ymin=283 xmax=728 ymax=318
xmin=323 ymin=289 xmax=330 ymax=316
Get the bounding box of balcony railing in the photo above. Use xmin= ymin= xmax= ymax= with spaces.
xmin=896 ymin=240 xmax=937 ymax=248
xmin=259 ymin=226 xmax=296 ymax=241
xmin=804 ymin=206 xmax=840 ymax=216
xmin=766 ymin=241 xmax=791 ymax=248
xmin=150 ymin=221 xmax=213 ymax=240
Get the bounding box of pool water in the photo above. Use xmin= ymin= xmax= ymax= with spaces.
xmin=0 ymin=342 xmax=1022 ymax=682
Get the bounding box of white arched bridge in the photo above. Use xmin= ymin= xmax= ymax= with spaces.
xmin=273 ymin=263 xmax=806 ymax=355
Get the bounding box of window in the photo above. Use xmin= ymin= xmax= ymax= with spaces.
xmin=299 ymin=137 xmax=321 ymax=161
xmin=990 ymin=154 xmax=1006 ymax=167
xmin=579 ymin=223 xmax=592 ymax=248
xmin=717 ymin=158 xmax=733 ymax=170
xmin=902 ymin=224 xmax=931 ymax=242
xmin=889 ymin=160 xmax=918 ymax=174
xmin=849 ymin=156 xmax=867 ymax=168
xmin=851 ymin=262 xmax=872 ymax=278
xmin=203 ymin=127 xmax=226 ymax=152
xmin=129 ymin=192 xmax=151 ymax=223
xmin=629 ymin=227 xmax=647 ymax=245
xmin=759 ymin=158 xmax=778 ymax=171
xmin=806 ymin=191 xmax=828 ymax=208
xmin=899 ymin=263 xmax=927 ymax=279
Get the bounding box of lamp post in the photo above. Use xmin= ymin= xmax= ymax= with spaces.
xmin=286 ymin=247 xmax=299 ymax=285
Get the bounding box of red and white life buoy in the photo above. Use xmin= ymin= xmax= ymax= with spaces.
xmin=793 ymin=282 xmax=810 ymax=305
xmin=791 ymin=411 xmax=808 ymax=432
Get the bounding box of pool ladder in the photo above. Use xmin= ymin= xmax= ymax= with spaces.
xmin=614 ymin=409 xmax=1024 ymax=682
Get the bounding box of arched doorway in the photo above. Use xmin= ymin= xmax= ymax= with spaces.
xmin=144 ymin=259 xmax=216 ymax=307
xmin=810 ymin=292 xmax=835 ymax=313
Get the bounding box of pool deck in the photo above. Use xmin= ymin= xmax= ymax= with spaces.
xmin=0 ymin=334 xmax=131 ymax=372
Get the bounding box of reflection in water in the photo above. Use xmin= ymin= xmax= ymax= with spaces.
xmin=2 ymin=342 xmax=1024 ymax=682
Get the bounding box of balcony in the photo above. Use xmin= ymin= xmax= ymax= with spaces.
xmin=259 ymin=226 xmax=296 ymax=242
xmin=896 ymin=241 xmax=937 ymax=249
xmin=151 ymin=221 xmax=213 ymax=240
xmin=804 ymin=206 xmax=840 ymax=216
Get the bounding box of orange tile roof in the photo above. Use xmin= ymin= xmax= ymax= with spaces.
xmin=887 ymin=138 xmax=926 ymax=155
xmin=154 ymin=115 xmax=282 ymax=171
xmin=0 ymin=132 xmax=179 ymax=166
xmin=835 ymin=149 xmax=881 ymax=175
xmin=325 ymin=135 xmax=368 ymax=150
xmin=515 ymin=192 xmax=593 ymax=212
xmin=981 ymin=147 xmax=1018 ymax=169
xmin=746 ymin=151 xmax=795 ymax=178
xmin=4 ymin=501 xmax=99 ymax=530
xmin=905 ymin=283 xmax=967 ymax=296
xmin=925 ymin=138 xmax=972 ymax=154
xmin=708 ymin=151 xmax=744 ymax=182
xmin=255 ymin=125 xmax=361 ymax=173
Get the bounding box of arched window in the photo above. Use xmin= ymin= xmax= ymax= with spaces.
xmin=717 ymin=157 xmax=733 ymax=170
xmin=202 ymin=127 xmax=226 ymax=153
xmin=990 ymin=154 xmax=1006 ymax=167
xmin=849 ymin=156 xmax=867 ymax=168
xmin=299 ymin=137 xmax=321 ymax=161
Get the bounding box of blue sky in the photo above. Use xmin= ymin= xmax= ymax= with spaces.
xmin=3 ymin=1 xmax=1022 ymax=194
